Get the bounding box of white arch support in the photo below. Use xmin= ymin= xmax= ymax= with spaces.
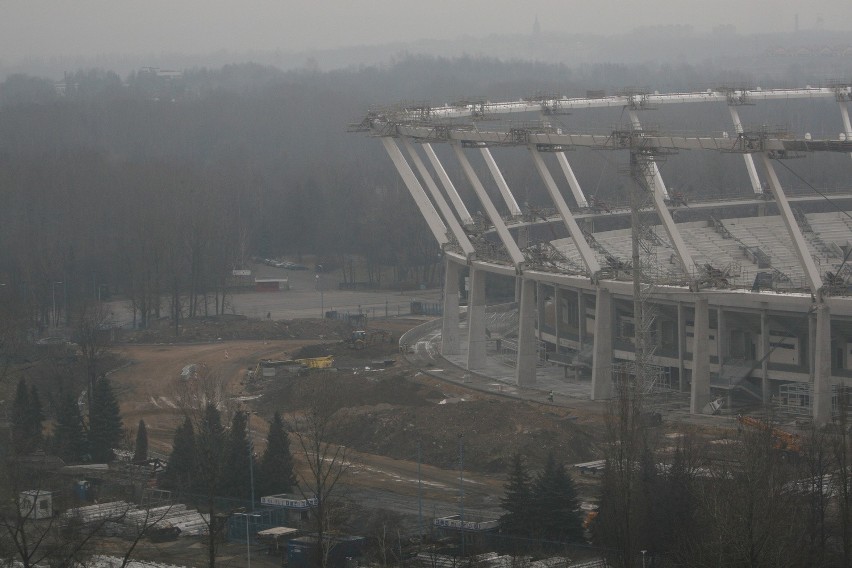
xmin=628 ymin=110 xmax=670 ymax=200
xmin=423 ymin=143 xmax=474 ymax=225
xmin=729 ymin=106 xmax=764 ymax=193
xmin=839 ymin=101 xmax=852 ymax=159
xmin=480 ymin=147 xmax=522 ymax=216
xmin=400 ymin=137 xmax=476 ymax=259
xmin=555 ymin=152 xmax=589 ymax=208
xmin=381 ymin=137 xmax=449 ymax=246
xmin=760 ymin=152 xmax=823 ymax=296
xmin=529 ymin=146 xmax=600 ymax=277
xmin=451 ymin=142 xmax=526 ymax=270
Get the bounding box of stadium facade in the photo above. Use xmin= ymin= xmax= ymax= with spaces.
xmin=354 ymin=86 xmax=852 ymax=424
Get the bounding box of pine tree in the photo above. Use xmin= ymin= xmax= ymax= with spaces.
xmin=11 ymin=378 xmax=31 ymax=455
xmin=531 ymin=452 xmax=584 ymax=543
xmin=257 ymin=411 xmax=297 ymax=497
xmin=221 ymin=410 xmax=255 ymax=500
xmin=88 ymin=376 xmax=123 ymax=462
xmin=28 ymin=384 xmax=45 ymax=450
xmin=499 ymin=453 xmax=534 ymax=539
xmin=161 ymin=416 xmax=196 ymax=490
xmin=195 ymin=403 xmax=225 ymax=496
xmin=133 ymin=419 xmax=149 ymax=463
xmin=53 ymin=388 xmax=88 ymax=463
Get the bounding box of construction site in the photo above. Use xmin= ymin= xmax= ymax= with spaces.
xmin=353 ymin=84 xmax=852 ymax=427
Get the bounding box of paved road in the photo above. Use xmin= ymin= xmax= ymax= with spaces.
xmin=102 ymin=263 xmax=443 ymax=328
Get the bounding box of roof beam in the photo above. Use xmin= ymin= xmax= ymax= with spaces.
xmin=400 ymin=137 xmax=476 ymax=259
xmin=381 ymin=137 xmax=449 ymax=247
xmin=422 ymin=143 xmax=474 ymax=224
xmin=528 ymin=146 xmax=600 ymax=277
xmin=759 ymin=152 xmax=823 ymax=297
xmin=480 ymin=147 xmax=522 ymax=216
xmin=451 ymin=142 xmax=526 ymax=270
xmin=728 ymin=105 xmax=764 ymax=194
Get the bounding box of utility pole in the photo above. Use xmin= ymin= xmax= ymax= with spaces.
xmin=458 ymin=433 xmax=465 ymax=558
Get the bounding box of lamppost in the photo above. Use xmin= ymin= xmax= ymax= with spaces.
xmin=52 ymin=281 xmax=63 ymax=328
xmin=233 ymin=512 xmax=261 ymax=568
xmin=458 ymin=433 xmax=465 ymax=558
xmin=316 ymin=272 xmax=324 ymax=318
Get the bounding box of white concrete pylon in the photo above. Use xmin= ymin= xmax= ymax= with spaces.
xmin=812 ymin=303 xmax=833 ymax=425
xmin=728 ymin=105 xmax=764 ymax=193
xmin=628 ymin=110 xmax=670 ymax=200
xmin=381 ymin=137 xmax=449 ymax=246
xmin=690 ymin=296 xmax=712 ymax=414
xmin=528 ymin=146 xmax=601 ymax=277
xmin=759 ymin=153 xmax=823 ymax=296
xmin=590 ymin=287 xmax=613 ymax=400
xmin=515 ymin=278 xmax=538 ymax=386
xmin=422 ymin=143 xmax=474 ymax=225
xmin=467 ymin=267 xmax=487 ymax=370
xmin=441 ymin=259 xmax=461 ymax=356
xmin=400 ymin=137 xmax=476 ymax=259
xmin=555 ymin=152 xmax=589 ymax=208
xmin=451 ymin=142 xmax=526 ymax=270
xmin=480 ymin=147 xmax=522 ymax=216
xmin=838 ymin=101 xmax=852 ymax=160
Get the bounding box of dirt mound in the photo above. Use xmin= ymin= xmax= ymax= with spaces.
xmin=119 ymin=316 xmax=351 ymax=344
xmin=252 ymin=371 xmax=595 ymax=474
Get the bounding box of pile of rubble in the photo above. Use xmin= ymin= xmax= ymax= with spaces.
xmin=120 ymin=315 xmax=351 ymax=344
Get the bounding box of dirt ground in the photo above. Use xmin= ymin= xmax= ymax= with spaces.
xmin=105 ymin=315 xmax=602 ymax=523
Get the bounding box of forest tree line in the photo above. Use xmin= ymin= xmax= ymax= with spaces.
xmin=1 ymin=56 xmax=851 ymax=333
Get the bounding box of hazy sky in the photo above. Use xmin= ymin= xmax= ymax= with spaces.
xmin=1 ymin=0 xmax=850 ymax=63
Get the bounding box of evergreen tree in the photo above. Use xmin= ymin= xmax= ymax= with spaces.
xmin=161 ymin=416 xmax=196 ymax=490
xmin=88 ymin=376 xmax=123 ymax=462
xmin=257 ymin=411 xmax=297 ymax=497
xmin=133 ymin=419 xmax=148 ymax=463
xmin=28 ymin=384 xmax=45 ymax=450
xmin=499 ymin=453 xmax=534 ymax=539
xmin=220 ymin=410 xmax=255 ymax=500
xmin=10 ymin=379 xmax=31 ymax=454
xmin=531 ymin=452 xmax=584 ymax=543
xmin=53 ymin=389 xmax=88 ymax=463
xmin=195 ymin=403 xmax=225 ymax=496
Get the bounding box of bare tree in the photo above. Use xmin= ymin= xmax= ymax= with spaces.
xmin=74 ymin=300 xmax=113 ymax=413
xmin=288 ymin=377 xmax=352 ymax=568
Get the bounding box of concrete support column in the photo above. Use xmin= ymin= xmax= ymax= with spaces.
xmin=677 ymin=302 xmax=686 ymax=392
xmin=591 ymin=287 xmax=613 ymax=400
xmin=578 ymin=291 xmax=587 ymax=353
xmin=467 ymin=267 xmax=487 ymax=370
xmin=809 ymin=313 xmax=817 ymax=378
xmin=554 ymin=287 xmax=562 ymax=354
xmin=690 ymin=297 xmax=712 ymax=414
xmin=536 ymin=282 xmax=544 ymax=343
xmin=441 ymin=260 xmax=461 ymax=356
xmin=515 ymin=228 xmax=529 ymax=303
xmin=717 ymin=308 xmax=730 ymax=409
xmin=760 ymin=311 xmax=770 ymax=404
xmin=515 ymin=278 xmax=538 ymax=387
xmin=813 ymin=304 xmax=833 ymax=425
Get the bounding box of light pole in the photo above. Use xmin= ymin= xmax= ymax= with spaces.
xmin=458 ymin=433 xmax=465 ymax=558
xmin=51 ymin=281 xmax=63 ymax=328
xmin=234 ymin=512 xmax=261 ymax=568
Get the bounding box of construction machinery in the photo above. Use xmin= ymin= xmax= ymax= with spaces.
xmin=736 ymin=415 xmax=802 ymax=454
xmin=346 ymin=329 xmax=393 ymax=349
xmin=294 ymin=355 xmax=335 ymax=369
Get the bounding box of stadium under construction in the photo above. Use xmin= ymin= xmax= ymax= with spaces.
xmin=354 ymin=85 xmax=852 ymax=424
